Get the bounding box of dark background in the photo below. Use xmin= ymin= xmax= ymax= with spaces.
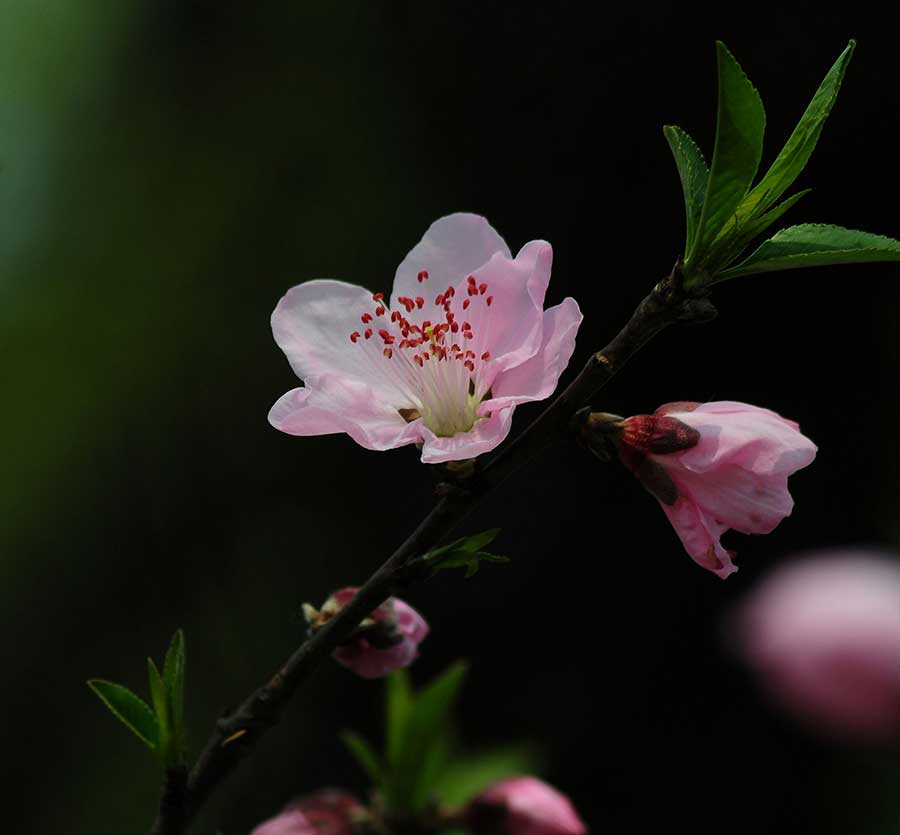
xmin=3 ymin=2 xmax=900 ymax=833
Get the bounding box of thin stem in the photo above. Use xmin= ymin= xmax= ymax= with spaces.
xmin=150 ymin=263 xmax=713 ymax=833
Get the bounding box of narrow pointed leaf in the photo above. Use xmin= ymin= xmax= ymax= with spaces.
xmin=664 ymin=125 xmax=709 ymax=258
xmin=341 ymin=730 xmax=383 ymax=782
xmin=162 ymin=629 xmax=186 ymax=733
xmin=718 ymin=224 xmax=900 ymax=280
xmin=688 ymin=42 xmax=766 ymax=267
xmin=741 ymin=41 xmax=855 ymax=220
xmin=385 ymin=669 xmax=412 ymax=767
xmin=385 ymin=662 xmax=468 ymax=813
xmin=87 ymin=680 xmax=159 ymax=750
xmin=147 ymin=657 xmax=173 ymax=763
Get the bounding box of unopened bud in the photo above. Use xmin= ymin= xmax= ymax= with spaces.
xmin=249 ymin=790 xmax=366 ymax=835
xmin=465 ymin=777 xmax=587 ymax=835
xmin=306 ymin=587 xmax=429 ymax=679
xmin=621 ymin=414 xmax=700 ymax=455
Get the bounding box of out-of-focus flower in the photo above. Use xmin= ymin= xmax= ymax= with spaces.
xmin=304 ymin=587 xmax=429 ymax=679
xmin=734 ymin=550 xmax=900 ymax=740
xmin=250 ymin=790 xmax=365 ymax=835
xmin=269 ymin=213 xmax=582 ymax=463
xmin=614 ymin=401 xmax=816 ymax=578
xmin=465 ymin=776 xmax=587 ymax=835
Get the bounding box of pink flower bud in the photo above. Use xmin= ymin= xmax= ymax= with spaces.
xmin=250 ymin=790 xmax=364 ymax=835
xmin=734 ymin=551 xmax=900 ymax=741
xmin=465 ymin=777 xmax=587 ymax=835
xmin=619 ymin=401 xmax=817 ymax=578
xmin=324 ymin=587 xmax=429 ymax=679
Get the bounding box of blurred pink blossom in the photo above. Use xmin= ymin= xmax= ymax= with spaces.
xmin=619 ymin=401 xmax=816 ymax=578
xmin=269 ymin=213 xmax=582 ymax=463
xmin=250 ymin=790 xmax=364 ymax=835
xmin=328 ymin=588 xmax=429 ymax=679
xmin=735 ymin=551 xmax=900 ymax=740
xmin=466 ymin=776 xmax=587 ymax=835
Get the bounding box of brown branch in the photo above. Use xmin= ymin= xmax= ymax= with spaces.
xmin=150 ymin=262 xmax=713 ymax=834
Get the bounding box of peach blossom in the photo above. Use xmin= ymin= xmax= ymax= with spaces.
xmin=620 ymin=401 xmax=816 ymax=578
xmin=269 ymin=214 xmax=581 ymax=463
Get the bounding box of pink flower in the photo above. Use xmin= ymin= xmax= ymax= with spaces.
xmin=250 ymin=790 xmax=364 ymax=835
xmin=735 ymin=551 xmax=900 ymax=741
xmin=323 ymin=588 xmax=429 ymax=679
xmin=269 ymin=213 xmax=582 ymax=463
xmin=618 ymin=401 xmax=817 ymax=578
xmin=465 ymin=777 xmax=587 ymax=835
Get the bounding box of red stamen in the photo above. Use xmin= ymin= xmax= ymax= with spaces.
xmin=361 ymin=313 xmax=373 ymax=324
xmin=373 ymin=292 xmax=384 ymax=301
xmin=417 ymin=270 xmax=429 ymax=282
xmin=350 ymin=331 xmax=360 ymax=343
xmin=464 ymin=360 xmax=475 ymax=372
xmin=414 ymin=355 xmax=424 ymax=367
xmin=462 ymin=299 xmax=470 ymax=310
xmin=364 ymin=328 xmax=373 ymax=339
xmin=391 ymin=311 xmax=401 ymax=322
xmin=486 ymin=296 xmax=493 ymax=306
xmin=415 ymin=297 xmax=424 ymax=309
xmin=435 ymin=294 xmax=444 ymax=306
xmin=450 ymin=322 xmax=459 ymax=333
xmin=481 ymin=351 xmax=491 ymax=361
xmin=383 ymin=348 xmax=393 ymax=359
xmin=467 ymin=275 xmax=477 ymax=285
xmin=479 ymin=283 xmax=488 ymax=295
xmin=375 ymin=305 xmax=385 ymax=316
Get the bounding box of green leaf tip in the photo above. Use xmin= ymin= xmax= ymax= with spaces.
xmin=687 ymin=40 xmax=766 ymax=268
xmin=87 ymin=679 xmax=159 ymax=750
xmin=718 ymin=224 xmax=900 ymax=280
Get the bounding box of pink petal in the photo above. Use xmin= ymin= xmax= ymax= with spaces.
xmin=271 ymin=279 xmax=397 ymax=397
xmin=268 ymin=376 xmax=420 ymax=452
xmin=672 ymin=401 xmax=817 ymax=476
xmin=659 ymin=493 xmax=737 ymax=579
xmin=486 ymin=298 xmax=582 ymax=411
xmin=419 ymin=406 xmax=516 ymax=464
xmin=669 ymin=463 xmax=795 ymax=535
xmin=249 ymin=810 xmax=313 ymax=835
xmin=391 ymin=213 xmax=511 ymax=312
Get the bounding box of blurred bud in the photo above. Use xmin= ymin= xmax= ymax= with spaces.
xmin=734 ymin=550 xmax=900 ymax=741
xmin=250 ymin=790 xmax=365 ymax=835
xmin=304 ymin=587 xmax=429 ymax=679
xmin=614 ymin=401 xmax=816 ymax=579
xmin=465 ymin=776 xmax=587 ymax=835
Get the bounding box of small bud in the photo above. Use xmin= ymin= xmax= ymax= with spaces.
xmin=311 ymin=587 xmax=429 ymax=679
xmin=250 ymin=790 xmax=365 ymax=835
xmin=465 ymin=777 xmax=587 ymax=835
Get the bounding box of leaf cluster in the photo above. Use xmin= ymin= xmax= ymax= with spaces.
xmin=87 ymin=629 xmax=188 ymax=769
xmin=668 ymin=40 xmax=900 ymax=285
xmin=342 ymin=664 xmax=537 ymax=817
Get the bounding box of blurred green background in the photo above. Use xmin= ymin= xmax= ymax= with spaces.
xmin=3 ymin=2 xmax=900 ymax=833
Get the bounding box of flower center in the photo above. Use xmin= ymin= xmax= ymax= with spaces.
xmin=348 ymin=271 xmax=497 ymax=437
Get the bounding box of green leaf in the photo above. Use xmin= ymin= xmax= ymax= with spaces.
xmin=688 ymin=42 xmax=766 ymax=269
xmin=718 ymin=224 xmax=900 ymax=280
xmin=706 ymin=189 xmax=810 ymax=272
xmin=340 ymin=730 xmax=383 ymax=782
xmin=147 ymin=657 xmax=173 ymax=764
xmin=433 ymin=745 xmax=540 ymax=808
xmin=421 ymin=530 xmax=508 ymax=578
xmin=385 ymin=669 xmax=413 ymax=768
xmin=162 ymin=629 xmax=187 ymax=763
xmin=163 ymin=629 xmax=186 ymax=733
xmin=664 ymin=125 xmax=709 ymax=258
xmin=384 ymin=662 xmax=468 ymax=814
xmin=739 ymin=41 xmax=855 ymax=221
xmin=87 ymin=679 xmax=159 ymax=750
